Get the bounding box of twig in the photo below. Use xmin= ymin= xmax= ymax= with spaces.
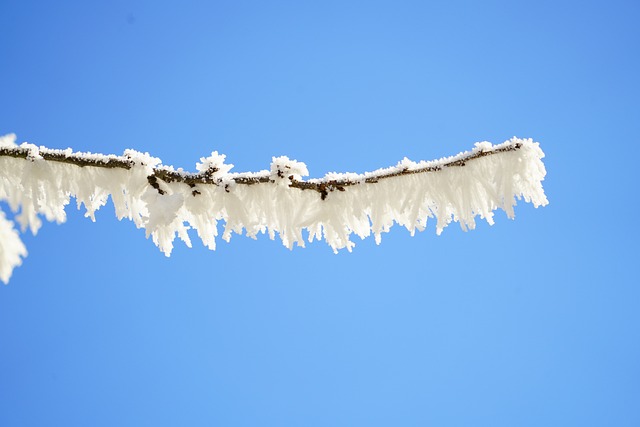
xmin=0 ymin=142 xmax=522 ymax=198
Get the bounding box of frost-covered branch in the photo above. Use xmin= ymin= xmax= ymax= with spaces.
xmin=0 ymin=137 xmax=522 ymax=198
xmin=0 ymin=134 xmax=548 ymax=284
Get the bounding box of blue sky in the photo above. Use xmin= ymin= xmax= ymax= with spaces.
xmin=1 ymin=1 xmax=639 ymax=426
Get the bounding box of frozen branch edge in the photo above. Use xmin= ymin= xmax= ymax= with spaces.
xmin=1 ymin=137 xmax=521 ymax=200
xmin=0 ymin=135 xmax=548 ymax=284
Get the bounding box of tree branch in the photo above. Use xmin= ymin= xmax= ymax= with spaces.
xmin=0 ymin=141 xmax=523 ymax=199
xmin=0 ymin=136 xmax=548 ymax=283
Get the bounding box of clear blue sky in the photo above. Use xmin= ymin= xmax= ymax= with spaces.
xmin=1 ymin=1 xmax=639 ymax=426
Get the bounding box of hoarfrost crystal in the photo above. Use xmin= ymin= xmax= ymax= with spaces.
xmin=0 ymin=135 xmax=548 ymax=284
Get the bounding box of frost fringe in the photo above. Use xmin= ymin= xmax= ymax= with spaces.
xmin=0 ymin=135 xmax=548 ymax=284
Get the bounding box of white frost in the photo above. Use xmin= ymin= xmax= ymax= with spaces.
xmin=0 ymin=136 xmax=548 ymax=283
xmin=196 ymin=151 xmax=234 ymax=177
xmin=270 ymin=156 xmax=309 ymax=186
xmin=0 ymin=210 xmax=27 ymax=284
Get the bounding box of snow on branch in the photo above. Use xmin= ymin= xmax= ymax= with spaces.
xmin=0 ymin=134 xmax=548 ymax=283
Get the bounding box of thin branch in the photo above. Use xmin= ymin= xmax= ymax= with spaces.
xmin=0 ymin=142 xmax=523 ymax=199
